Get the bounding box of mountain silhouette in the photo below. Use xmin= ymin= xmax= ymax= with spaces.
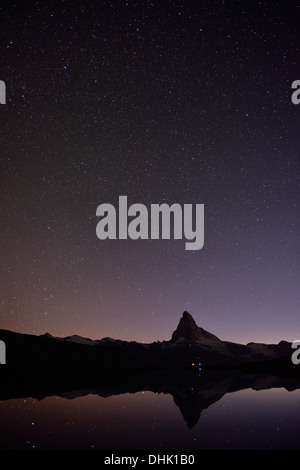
xmin=0 ymin=311 xmax=295 ymax=369
xmin=171 ymin=311 xmax=225 ymax=346
xmin=0 ymin=311 xmax=298 ymax=433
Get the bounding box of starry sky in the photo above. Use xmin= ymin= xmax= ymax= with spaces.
xmin=0 ymin=0 xmax=299 ymax=345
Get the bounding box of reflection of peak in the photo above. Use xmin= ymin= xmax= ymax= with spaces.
xmin=171 ymin=311 xmax=223 ymax=347
xmin=2 ymin=368 xmax=299 ymax=430
xmin=172 ymin=392 xmax=203 ymax=429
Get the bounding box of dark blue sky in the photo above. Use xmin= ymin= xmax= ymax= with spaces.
xmin=0 ymin=0 xmax=299 ymax=344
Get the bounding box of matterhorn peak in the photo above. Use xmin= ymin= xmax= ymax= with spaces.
xmin=182 ymin=311 xmax=195 ymax=321
xmin=171 ymin=311 xmax=198 ymax=342
xmin=171 ymin=311 xmax=224 ymax=346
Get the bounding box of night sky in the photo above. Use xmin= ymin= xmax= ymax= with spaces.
xmin=1 ymin=1 xmax=299 ymax=345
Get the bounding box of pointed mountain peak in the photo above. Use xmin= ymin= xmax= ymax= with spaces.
xmin=182 ymin=311 xmax=196 ymax=321
xmin=171 ymin=311 xmax=198 ymax=342
xmin=176 ymin=311 xmax=197 ymax=331
xmin=171 ymin=311 xmax=223 ymax=346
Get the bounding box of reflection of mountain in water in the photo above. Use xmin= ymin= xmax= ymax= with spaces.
xmin=1 ymin=368 xmax=300 ymax=429
xmin=0 ymin=311 xmax=299 ymax=428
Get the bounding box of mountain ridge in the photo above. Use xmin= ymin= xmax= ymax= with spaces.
xmin=0 ymin=311 xmax=295 ymax=369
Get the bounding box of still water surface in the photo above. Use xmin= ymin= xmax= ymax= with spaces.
xmin=0 ymin=387 xmax=299 ymax=450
